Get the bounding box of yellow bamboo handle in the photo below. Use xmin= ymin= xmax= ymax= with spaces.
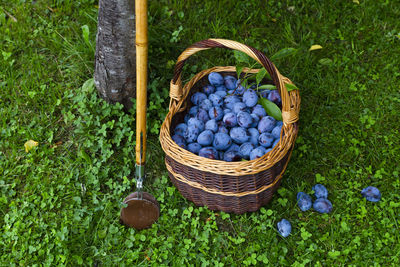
xmin=135 ymin=0 xmax=148 ymax=165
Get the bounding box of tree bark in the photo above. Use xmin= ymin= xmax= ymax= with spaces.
xmin=94 ymin=0 xmax=136 ymax=110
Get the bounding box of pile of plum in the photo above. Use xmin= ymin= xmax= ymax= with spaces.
xmin=172 ymin=72 xmax=283 ymax=162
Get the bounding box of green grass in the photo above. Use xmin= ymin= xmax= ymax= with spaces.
xmin=1 ymin=0 xmax=400 ymax=265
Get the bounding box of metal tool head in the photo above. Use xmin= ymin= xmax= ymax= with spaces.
xmin=120 ymin=191 xmax=160 ymax=230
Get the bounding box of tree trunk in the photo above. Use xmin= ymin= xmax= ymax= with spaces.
xmin=94 ymin=0 xmax=136 ymax=110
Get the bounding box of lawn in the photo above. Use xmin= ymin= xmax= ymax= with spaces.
xmin=1 ymin=0 xmax=400 ymax=265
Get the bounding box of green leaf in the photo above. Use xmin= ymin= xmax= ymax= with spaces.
xmin=236 ymin=65 xmax=245 ymax=80
xmin=259 ymin=98 xmax=282 ymax=120
xmin=81 ymin=25 xmax=90 ymax=47
xmin=256 ymin=68 xmax=267 ymax=85
xmin=284 ymin=83 xmax=299 ymax=91
xmin=258 ymin=84 xmax=277 ymax=90
xmin=271 ymin=48 xmax=297 ymax=60
xmin=82 ymin=78 xmax=94 ymax=93
xmin=318 ymin=58 xmax=333 ymax=66
xmin=234 ymin=50 xmax=250 ymax=64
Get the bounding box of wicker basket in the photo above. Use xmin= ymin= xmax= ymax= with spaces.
xmin=159 ymin=39 xmax=300 ymax=214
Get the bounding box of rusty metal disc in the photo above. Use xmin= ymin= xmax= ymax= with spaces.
xmin=120 ymin=192 xmax=160 ymax=230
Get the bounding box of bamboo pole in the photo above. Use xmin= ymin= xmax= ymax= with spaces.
xmin=135 ymin=0 xmax=148 ymax=165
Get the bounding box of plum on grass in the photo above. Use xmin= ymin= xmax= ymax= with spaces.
xmin=191 ymin=92 xmax=207 ymax=105
xmin=361 ymin=186 xmax=381 ymax=202
xmin=297 ymin=192 xmax=312 ymax=211
xmin=199 ymin=147 xmax=219 ymax=159
xmin=213 ymin=133 xmax=232 ymax=151
xmin=239 ymin=142 xmax=254 ymax=160
xmin=237 ymin=111 xmax=253 ymax=128
xmin=230 ymin=127 xmax=250 ymax=144
xmin=277 ymin=219 xmax=291 ymax=238
xmin=258 ymin=116 xmax=276 ymax=133
xmin=197 ymin=130 xmax=214 ymax=146
xmin=313 ymin=198 xmax=333 ymax=213
xmin=187 ymin=142 xmax=202 ymax=154
xmin=208 ymin=72 xmax=224 ymax=86
xmin=249 ymin=146 xmax=267 ymax=160
xmin=259 ymin=132 xmax=274 ymax=148
xmin=223 ymin=150 xmax=241 ymax=162
xmin=223 ymin=112 xmax=238 ymax=127
xmin=312 ymin=184 xmax=328 ymax=199
xmin=243 ymin=89 xmax=258 ymax=107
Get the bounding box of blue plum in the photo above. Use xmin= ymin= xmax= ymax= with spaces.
xmin=313 ymin=198 xmax=333 ymax=213
xmin=199 ymin=147 xmax=219 ymax=160
xmin=272 ymin=138 xmax=280 ymax=148
xmin=259 ymin=89 xmax=269 ymax=98
xmin=277 ymin=219 xmax=291 ymax=238
xmin=233 ymin=102 xmax=247 ymax=114
xmin=216 ymin=85 xmax=227 ymax=91
xmin=276 ymin=120 xmax=284 ymax=127
xmin=205 ymin=119 xmax=218 ymax=133
xmin=174 ymin=123 xmax=187 ymax=137
xmin=215 ymin=90 xmax=227 ymax=97
xmin=224 ymin=75 xmax=237 ymax=90
xmin=218 ymin=125 xmax=229 ymax=134
xmin=259 ymin=132 xmax=274 ymax=148
xmin=271 ymin=125 xmax=282 ymax=139
xmin=361 ymin=186 xmax=381 ymax=202
xmin=312 ymin=184 xmax=328 ymax=199
xmin=239 ymin=142 xmax=255 ymax=160
xmin=184 ymin=114 xmax=190 ymax=123
xmin=200 ymin=99 xmax=213 ymax=111
xmin=213 ymin=133 xmax=232 ymax=151
xmin=187 ymin=142 xmax=202 ymax=154
xmin=208 ymin=106 xmax=224 ymax=121
xmin=197 ymin=130 xmax=214 ymax=146
xmin=226 ymin=143 xmax=240 ymax=152
xmin=202 ymin=84 xmax=215 ymax=95
xmin=184 ymin=126 xmax=200 ymax=143
xmin=297 ymin=192 xmax=312 ymax=211
xmin=237 ymin=111 xmax=253 ymax=128
xmin=224 ymin=95 xmax=241 ymax=110
xmin=209 ymin=93 xmax=223 ymax=107
xmin=196 ymin=108 xmax=210 ymax=123
xmin=243 ymin=89 xmax=259 ymax=107
xmin=252 ymin=104 xmax=267 ymax=119
xmin=189 ymin=106 xmax=199 ymax=117
xmin=258 ymin=116 xmax=276 ymax=133
xmin=223 ymin=150 xmax=241 ymax=162
xmin=187 ymin=117 xmax=204 ymax=132
xmin=223 ymin=112 xmax=238 ymax=127
xmin=248 ymin=128 xmax=260 ymax=146
xmin=230 ymin=127 xmax=250 ymax=144
xmin=172 ymin=134 xmax=186 ymax=149
xmin=249 ymin=146 xmax=267 ymax=160
xmin=250 ymin=114 xmax=259 ymax=128
xmin=208 ymin=72 xmax=224 ymax=86
xmin=268 ymin=90 xmax=281 ymax=105
xmin=191 ymin=92 xmax=207 ymax=105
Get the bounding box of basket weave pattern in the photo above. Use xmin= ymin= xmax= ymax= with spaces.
xmin=160 ymin=39 xmax=300 ymax=214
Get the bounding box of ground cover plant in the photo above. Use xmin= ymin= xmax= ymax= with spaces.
xmin=1 ymin=0 xmax=400 ymax=265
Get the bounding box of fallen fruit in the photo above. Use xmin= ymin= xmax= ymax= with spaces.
xmin=277 ymin=219 xmax=291 ymax=237
xmin=361 ymin=186 xmax=381 ymax=202
xmin=297 ymin=192 xmax=312 ymax=211
xmin=312 ymin=184 xmax=328 ymax=199
xmin=313 ymin=198 xmax=333 ymax=213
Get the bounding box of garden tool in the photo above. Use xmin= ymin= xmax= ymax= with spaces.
xmin=120 ymin=0 xmax=160 ymax=230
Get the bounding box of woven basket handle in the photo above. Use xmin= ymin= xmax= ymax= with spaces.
xmin=170 ymin=38 xmax=298 ymax=124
